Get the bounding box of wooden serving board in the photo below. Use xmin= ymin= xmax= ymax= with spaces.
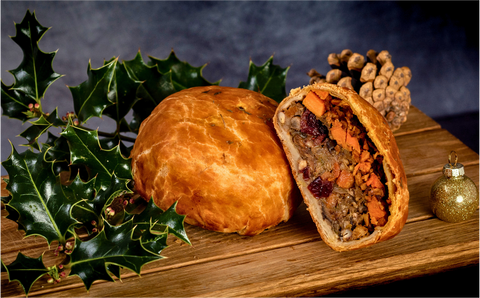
xmin=1 ymin=106 xmax=478 ymax=297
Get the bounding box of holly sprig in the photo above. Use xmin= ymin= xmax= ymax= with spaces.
xmin=1 ymin=10 xmax=289 ymax=296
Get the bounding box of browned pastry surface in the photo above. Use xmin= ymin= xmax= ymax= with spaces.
xmin=273 ymin=83 xmax=409 ymax=251
xmin=130 ymin=86 xmax=301 ymax=236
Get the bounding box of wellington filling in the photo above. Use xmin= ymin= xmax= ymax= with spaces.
xmin=279 ymin=90 xmax=390 ymax=242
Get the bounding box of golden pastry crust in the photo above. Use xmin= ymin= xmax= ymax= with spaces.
xmin=273 ymin=83 xmax=409 ymax=251
xmin=130 ymin=86 xmax=301 ymax=236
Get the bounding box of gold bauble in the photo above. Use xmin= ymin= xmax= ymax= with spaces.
xmin=430 ymin=151 xmax=479 ymax=223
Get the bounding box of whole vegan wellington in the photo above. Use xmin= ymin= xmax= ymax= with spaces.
xmin=273 ymin=83 xmax=409 ymax=251
xmin=130 ymin=86 xmax=301 ymax=236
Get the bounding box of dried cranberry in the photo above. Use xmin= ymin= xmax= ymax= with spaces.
xmin=313 ymin=134 xmax=326 ymax=146
xmin=300 ymin=167 xmax=310 ymax=181
xmin=308 ymin=176 xmax=333 ymax=199
xmin=300 ymin=109 xmax=328 ymax=139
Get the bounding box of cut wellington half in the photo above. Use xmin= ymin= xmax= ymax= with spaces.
xmin=273 ymin=83 xmax=409 ymax=251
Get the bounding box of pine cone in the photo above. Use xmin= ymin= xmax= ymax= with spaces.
xmin=307 ymin=49 xmax=412 ymax=131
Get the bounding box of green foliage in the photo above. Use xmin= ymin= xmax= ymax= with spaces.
xmin=60 ymin=123 xmax=132 ymax=190
xmin=69 ymin=220 xmax=162 ymax=290
xmin=1 ymin=10 xmax=63 ymax=122
xmin=239 ymin=56 xmax=289 ymax=103
xmin=2 ymin=146 xmax=79 ymax=245
xmin=1 ymin=9 xmax=289 ymax=296
xmin=2 ymin=254 xmax=49 ymax=296
xmin=69 ymin=59 xmax=118 ymax=124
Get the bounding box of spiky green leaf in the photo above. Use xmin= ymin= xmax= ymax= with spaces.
xmin=42 ymin=132 xmax=73 ymax=176
xmin=43 ymin=131 xmax=69 ymax=162
xmin=123 ymin=50 xmax=219 ymax=134
xmin=149 ymin=50 xmax=220 ymax=91
xmin=60 ymin=123 xmax=132 ymax=190
xmin=133 ymin=200 xmax=190 ymax=245
xmin=99 ymin=133 xmax=131 ymax=158
xmin=122 ymin=51 xmax=176 ymax=133
xmin=106 ymin=264 xmax=121 ymax=280
xmin=2 ymin=10 xmax=63 ymax=114
xmin=8 ymin=10 xmax=63 ymax=101
xmin=2 ymin=253 xmax=49 ymax=296
xmin=238 ymin=56 xmax=289 ymax=102
xmin=1 ymin=81 xmax=32 ymax=122
xmin=69 ymin=59 xmax=117 ymax=124
xmin=18 ymin=108 xmax=66 ymax=150
xmin=1 ymin=260 xmax=7 ymax=272
xmin=2 ymin=146 xmax=79 ymax=244
xmin=101 ymin=58 xmax=141 ymax=125
xmin=69 ymin=220 xmax=162 ymax=290
xmin=89 ymin=174 xmax=132 ymax=216
xmin=62 ymin=174 xmax=99 ymax=233
xmin=139 ymin=229 xmax=169 ymax=255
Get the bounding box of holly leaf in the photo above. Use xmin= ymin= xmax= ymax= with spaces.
xmin=43 ymin=132 xmax=79 ymax=177
xmin=1 ymin=10 xmax=63 ymax=123
xmin=89 ymin=174 xmax=132 ymax=216
xmin=63 ymin=174 xmax=96 ymax=202
xmin=60 ymin=123 xmax=132 ymax=190
xmin=133 ymin=200 xmax=190 ymax=245
xmin=62 ymin=174 xmax=99 ymax=233
xmin=0 ymin=181 xmax=24 ymax=231
xmin=106 ymin=264 xmax=121 ymax=280
xmin=69 ymin=220 xmax=162 ymax=290
xmin=3 ymin=10 xmax=63 ymax=108
xmin=69 ymin=58 xmax=117 ymax=124
xmin=99 ymin=133 xmax=131 ymax=159
xmin=43 ymin=131 xmax=69 ymax=162
xmin=149 ymin=50 xmax=220 ymax=91
xmin=19 ymin=109 xmax=64 ymax=150
xmin=8 ymin=10 xmax=63 ymax=102
xmin=123 ymin=50 xmax=219 ymax=134
xmin=2 ymin=253 xmax=49 ymax=296
xmin=101 ymin=58 xmax=141 ymax=125
xmin=1 ymin=81 xmax=32 ymax=122
xmin=238 ymin=56 xmax=289 ymax=103
xmin=2 ymin=145 xmax=79 ymax=245
xmin=122 ymin=51 xmax=176 ymax=133
xmin=138 ymin=228 xmax=169 ymax=255
xmin=4 ymin=205 xmax=24 ymax=231
xmin=1 ymin=260 xmax=6 ymax=272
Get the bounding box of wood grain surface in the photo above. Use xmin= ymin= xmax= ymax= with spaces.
xmin=1 ymin=105 xmax=478 ymax=297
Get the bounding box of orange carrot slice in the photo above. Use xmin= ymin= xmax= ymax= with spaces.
xmin=336 ymin=169 xmax=354 ymax=189
xmin=360 ymin=150 xmax=371 ymax=162
xmin=303 ymin=91 xmax=326 ymax=117
xmin=366 ymin=172 xmax=384 ymax=189
xmin=366 ymin=196 xmax=387 ymax=225
xmin=330 ymin=120 xmax=347 ymax=148
xmin=346 ymin=132 xmax=361 ymax=153
xmin=313 ymin=90 xmax=331 ymax=100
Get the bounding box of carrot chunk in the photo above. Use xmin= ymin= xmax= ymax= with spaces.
xmin=336 ymin=169 xmax=354 ymax=189
xmin=360 ymin=150 xmax=371 ymax=162
xmin=303 ymin=91 xmax=326 ymax=117
xmin=366 ymin=172 xmax=384 ymax=189
xmin=366 ymin=196 xmax=387 ymax=226
xmin=313 ymin=90 xmax=331 ymax=100
xmin=330 ymin=120 xmax=347 ymax=148
xmin=346 ymin=132 xmax=361 ymax=153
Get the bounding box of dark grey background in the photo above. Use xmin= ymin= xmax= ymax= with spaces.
xmin=1 ymin=1 xmax=479 ymax=295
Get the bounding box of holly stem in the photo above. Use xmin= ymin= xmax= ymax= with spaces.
xmin=96 ymin=130 xmax=137 ymax=143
